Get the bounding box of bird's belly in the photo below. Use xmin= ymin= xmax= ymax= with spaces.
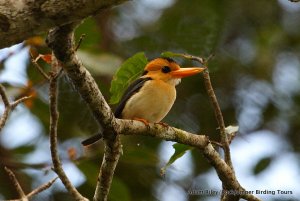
xmin=121 ymin=81 xmax=176 ymax=123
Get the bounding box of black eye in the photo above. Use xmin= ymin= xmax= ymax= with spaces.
xmin=161 ymin=66 xmax=171 ymax=73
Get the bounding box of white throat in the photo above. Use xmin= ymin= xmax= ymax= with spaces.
xmin=168 ymin=78 xmax=181 ymax=86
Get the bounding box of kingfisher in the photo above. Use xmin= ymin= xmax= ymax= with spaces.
xmin=82 ymin=57 xmax=205 ymax=146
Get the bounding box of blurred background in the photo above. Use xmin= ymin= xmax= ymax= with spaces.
xmin=1 ymin=0 xmax=300 ymax=200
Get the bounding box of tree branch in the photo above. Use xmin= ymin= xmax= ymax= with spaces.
xmin=4 ymin=167 xmax=57 ymax=201
xmin=26 ymin=177 xmax=58 ymax=199
xmin=47 ymin=23 xmax=122 ymax=201
xmin=178 ymin=54 xmax=237 ymax=200
xmin=176 ymin=54 xmax=233 ymax=167
xmin=117 ymin=120 xmax=260 ymax=201
xmin=30 ymin=52 xmax=51 ymax=81
xmin=202 ymin=69 xmax=231 ymax=161
xmin=48 ymin=58 xmax=88 ymax=201
xmin=0 ymin=84 xmax=31 ymax=132
xmin=0 ymin=0 xmax=128 ymax=49
xmin=4 ymin=167 xmax=27 ymax=200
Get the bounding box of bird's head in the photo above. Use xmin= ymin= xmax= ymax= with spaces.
xmin=142 ymin=57 xmax=205 ymax=86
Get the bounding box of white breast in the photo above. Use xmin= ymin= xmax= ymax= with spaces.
xmin=121 ymin=80 xmax=176 ymax=123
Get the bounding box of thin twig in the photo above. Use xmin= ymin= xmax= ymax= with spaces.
xmin=48 ymin=57 xmax=88 ymax=201
xmin=30 ymin=52 xmax=50 ymax=80
xmin=0 ymin=84 xmax=32 ymax=132
xmin=0 ymin=108 xmax=11 ymax=132
xmin=75 ymin=34 xmax=86 ymax=51
xmin=4 ymin=167 xmax=27 ymax=200
xmin=27 ymin=177 xmax=58 ymax=199
xmin=210 ymin=140 xmax=224 ymax=147
xmin=0 ymin=84 xmax=10 ymax=107
xmin=202 ymin=68 xmax=232 ymax=167
xmin=0 ymin=85 xmax=12 ymax=131
xmin=3 ymin=167 xmax=58 ymax=201
xmin=11 ymin=96 xmax=32 ymax=109
xmin=175 ymin=53 xmax=237 ymax=200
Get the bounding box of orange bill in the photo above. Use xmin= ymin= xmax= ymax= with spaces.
xmin=170 ymin=67 xmax=205 ymax=78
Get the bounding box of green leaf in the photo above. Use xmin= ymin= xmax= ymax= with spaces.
xmin=160 ymin=143 xmax=193 ymax=176
xmin=13 ymin=145 xmax=35 ymax=155
xmin=253 ymin=156 xmax=273 ymax=175
xmin=109 ymin=52 xmax=148 ymax=104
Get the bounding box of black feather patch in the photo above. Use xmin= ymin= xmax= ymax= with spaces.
xmin=159 ymin=57 xmax=176 ymax=63
xmin=81 ymin=133 xmax=102 ymax=146
xmin=114 ymin=77 xmax=152 ymax=118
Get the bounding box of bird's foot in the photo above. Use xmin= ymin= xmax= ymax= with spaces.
xmin=133 ymin=118 xmax=150 ymax=127
xmin=155 ymin=122 xmax=169 ymax=127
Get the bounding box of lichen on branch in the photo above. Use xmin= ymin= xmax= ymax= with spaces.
xmin=0 ymin=0 xmax=128 ymax=48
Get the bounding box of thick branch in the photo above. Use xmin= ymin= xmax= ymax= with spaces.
xmin=94 ymin=136 xmax=122 ymax=201
xmin=117 ymin=120 xmax=261 ymax=201
xmin=0 ymin=0 xmax=128 ymax=48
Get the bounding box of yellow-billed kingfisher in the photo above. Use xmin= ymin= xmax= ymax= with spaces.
xmin=82 ymin=57 xmax=205 ymax=146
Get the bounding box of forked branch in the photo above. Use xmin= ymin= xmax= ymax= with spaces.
xmin=0 ymin=84 xmax=31 ymax=132
xmin=4 ymin=167 xmax=57 ymax=201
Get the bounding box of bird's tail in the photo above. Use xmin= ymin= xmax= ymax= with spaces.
xmin=81 ymin=133 xmax=103 ymax=146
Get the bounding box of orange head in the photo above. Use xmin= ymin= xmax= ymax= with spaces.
xmin=142 ymin=57 xmax=205 ymax=85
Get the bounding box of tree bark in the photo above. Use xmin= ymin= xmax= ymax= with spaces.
xmin=0 ymin=0 xmax=127 ymax=49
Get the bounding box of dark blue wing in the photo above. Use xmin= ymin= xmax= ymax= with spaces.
xmin=82 ymin=77 xmax=152 ymax=146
